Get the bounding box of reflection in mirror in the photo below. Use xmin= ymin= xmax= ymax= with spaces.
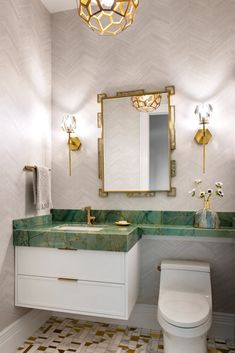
xmin=98 ymin=87 xmax=176 ymax=196
xmin=149 ymin=111 xmax=169 ymax=190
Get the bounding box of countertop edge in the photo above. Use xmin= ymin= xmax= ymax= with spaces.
xmin=13 ymin=223 xmax=235 ymax=252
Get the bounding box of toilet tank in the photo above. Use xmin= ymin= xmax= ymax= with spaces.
xmin=159 ymin=260 xmax=211 ymax=302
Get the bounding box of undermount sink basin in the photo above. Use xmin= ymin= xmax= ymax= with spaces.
xmin=54 ymin=225 xmax=103 ymax=232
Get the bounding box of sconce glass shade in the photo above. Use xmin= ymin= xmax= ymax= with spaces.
xmin=78 ymin=0 xmax=139 ymax=36
xmin=194 ymin=104 xmax=213 ymax=124
xmin=61 ymin=115 xmax=76 ymax=133
xmin=131 ymin=94 xmax=162 ymax=113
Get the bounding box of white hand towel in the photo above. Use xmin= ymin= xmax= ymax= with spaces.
xmin=33 ymin=166 xmax=52 ymax=210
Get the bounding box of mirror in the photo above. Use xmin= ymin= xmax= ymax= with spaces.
xmin=98 ymin=86 xmax=176 ymax=197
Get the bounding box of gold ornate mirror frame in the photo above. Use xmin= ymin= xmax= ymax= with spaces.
xmin=97 ymin=85 xmax=176 ymax=197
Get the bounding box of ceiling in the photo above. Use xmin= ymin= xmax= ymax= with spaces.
xmin=41 ymin=0 xmax=77 ymax=13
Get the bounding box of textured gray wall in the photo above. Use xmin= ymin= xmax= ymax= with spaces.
xmin=51 ymin=0 xmax=235 ymax=211
xmin=51 ymin=1 xmax=235 ymax=314
xmin=0 ymin=0 xmax=51 ymax=331
xmin=139 ymin=237 xmax=235 ymax=313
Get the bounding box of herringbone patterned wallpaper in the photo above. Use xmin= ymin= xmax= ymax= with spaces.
xmin=0 ymin=0 xmax=235 ymax=334
xmin=104 ymin=98 xmax=141 ymax=190
xmin=0 ymin=0 xmax=51 ymax=331
xmin=51 ymin=2 xmax=235 ymax=314
xmin=51 ymin=0 xmax=235 ymax=211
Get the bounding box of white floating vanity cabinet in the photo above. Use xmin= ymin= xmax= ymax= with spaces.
xmin=15 ymin=242 xmax=139 ymax=320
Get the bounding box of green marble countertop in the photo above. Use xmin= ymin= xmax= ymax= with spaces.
xmin=139 ymin=224 xmax=235 ymax=237
xmin=13 ymin=215 xmax=235 ymax=252
xmin=13 ymin=222 xmax=141 ymax=252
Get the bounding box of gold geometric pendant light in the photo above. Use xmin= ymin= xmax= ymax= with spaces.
xmin=78 ymin=0 xmax=139 ymax=36
xmin=131 ymin=94 xmax=162 ymax=112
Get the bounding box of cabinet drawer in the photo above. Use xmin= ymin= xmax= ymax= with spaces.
xmin=16 ymin=275 xmax=126 ymax=318
xmin=16 ymin=247 xmax=125 ymax=283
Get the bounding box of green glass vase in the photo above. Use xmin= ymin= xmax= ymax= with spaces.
xmin=194 ymin=200 xmax=220 ymax=229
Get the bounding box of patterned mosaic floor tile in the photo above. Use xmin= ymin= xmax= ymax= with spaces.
xmin=16 ymin=317 xmax=234 ymax=353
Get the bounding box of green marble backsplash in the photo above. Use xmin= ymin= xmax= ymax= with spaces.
xmin=51 ymin=209 xmax=162 ymax=225
xmin=13 ymin=214 xmax=52 ymax=229
xmin=51 ymin=209 xmax=235 ymax=228
xmin=13 ymin=210 xmax=235 ymax=230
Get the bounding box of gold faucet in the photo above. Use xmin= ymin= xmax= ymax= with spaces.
xmin=82 ymin=206 xmax=96 ymax=225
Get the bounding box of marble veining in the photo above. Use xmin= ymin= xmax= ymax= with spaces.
xmin=51 ymin=209 xmax=162 ymax=225
xmin=13 ymin=223 xmax=141 ymax=252
xmin=13 ymin=210 xmax=235 ymax=252
xmin=13 ymin=215 xmax=52 ymax=229
xmin=51 ymin=209 xmax=235 ymax=227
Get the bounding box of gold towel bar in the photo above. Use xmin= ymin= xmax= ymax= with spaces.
xmin=23 ymin=165 xmax=51 ymax=172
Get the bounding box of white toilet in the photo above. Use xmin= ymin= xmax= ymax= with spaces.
xmin=157 ymin=260 xmax=212 ymax=353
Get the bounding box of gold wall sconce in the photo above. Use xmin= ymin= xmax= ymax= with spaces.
xmin=194 ymin=104 xmax=213 ymax=174
xmin=61 ymin=115 xmax=81 ymax=176
xmin=77 ymin=0 xmax=139 ymax=36
xmin=131 ymin=94 xmax=162 ymax=112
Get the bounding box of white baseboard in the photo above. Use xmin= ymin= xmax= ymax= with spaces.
xmin=1 ymin=305 xmax=234 ymax=353
xmin=53 ymin=304 xmax=235 ymax=341
xmin=209 ymin=312 xmax=235 ymax=342
xmin=0 ymin=309 xmax=51 ymax=353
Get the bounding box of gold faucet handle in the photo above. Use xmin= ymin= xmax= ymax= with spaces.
xmin=82 ymin=206 xmax=91 ymax=211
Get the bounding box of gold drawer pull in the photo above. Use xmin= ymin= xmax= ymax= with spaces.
xmin=57 ymin=277 xmax=78 ymax=282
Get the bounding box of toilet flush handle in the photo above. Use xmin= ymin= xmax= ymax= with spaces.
xmin=157 ymin=265 xmax=161 ymax=272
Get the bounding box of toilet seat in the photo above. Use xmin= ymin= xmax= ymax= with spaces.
xmin=158 ymin=290 xmax=210 ymax=328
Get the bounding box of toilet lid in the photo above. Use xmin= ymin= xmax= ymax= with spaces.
xmin=159 ymin=290 xmax=210 ymax=328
